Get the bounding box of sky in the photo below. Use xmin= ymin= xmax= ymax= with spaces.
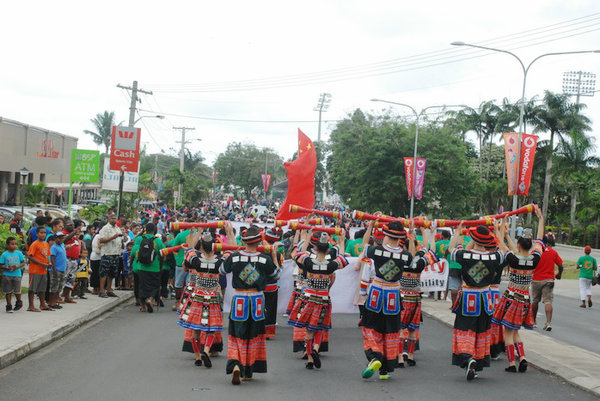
xmin=1 ymin=0 xmax=599 ymax=166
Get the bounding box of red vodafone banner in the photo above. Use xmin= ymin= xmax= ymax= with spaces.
xmin=110 ymin=126 xmax=141 ymax=172
xmin=403 ymin=157 xmax=414 ymax=198
xmin=517 ymin=133 xmax=538 ymax=196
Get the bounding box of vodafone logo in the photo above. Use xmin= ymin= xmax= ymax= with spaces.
xmin=417 ymin=159 xmax=426 ymax=168
xmin=405 ymin=159 xmax=413 ymax=167
xmin=524 ymin=137 xmax=536 ymax=148
xmin=507 ymin=136 xmax=516 ymax=146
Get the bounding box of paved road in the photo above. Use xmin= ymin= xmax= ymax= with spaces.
xmin=553 ymin=244 xmax=598 ymax=263
xmin=1 ymin=300 xmax=596 ymax=401
xmin=532 ymin=293 xmax=600 ymax=354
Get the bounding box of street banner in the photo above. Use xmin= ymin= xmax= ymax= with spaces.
xmin=102 ymin=158 xmax=139 ymax=192
xmin=70 ymin=149 xmax=100 ymax=183
xmin=414 ymin=158 xmax=427 ymax=199
xmin=110 ymin=126 xmax=141 ymax=172
xmin=420 ymin=259 xmax=449 ymax=292
xmin=261 ymin=173 xmax=271 ymax=193
xmin=517 ymin=133 xmax=538 ymax=196
xmin=503 ymin=132 xmax=519 ymax=195
xmin=403 ymin=157 xmax=414 ymax=198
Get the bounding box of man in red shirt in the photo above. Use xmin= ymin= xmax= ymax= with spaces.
xmin=61 ymin=219 xmax=83 ymax=303
xmin=531 ymin=236 xmax=564 ymax=331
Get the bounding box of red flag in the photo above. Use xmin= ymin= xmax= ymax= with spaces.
xmin=517 ymin=134 xmax=538 ymax=196
xmin=276 ymin=129 xmax=317 ymax=220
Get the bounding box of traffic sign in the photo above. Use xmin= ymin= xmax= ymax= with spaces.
xmin=71 ymin=149 xmax=100 ymax=182
xmin=110 ymin=126 xmax=141 ymax=172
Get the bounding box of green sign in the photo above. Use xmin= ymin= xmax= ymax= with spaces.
xmin=71 ymin=149 xmax=100 ymax=182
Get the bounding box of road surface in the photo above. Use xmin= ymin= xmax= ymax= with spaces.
xmin=0 ymin=299 xmax=596 ymax=401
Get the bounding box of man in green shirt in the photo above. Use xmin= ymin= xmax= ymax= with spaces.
xmin=132 ymin=223 xmax=165 ymax=313
xmin=166 ymin=226 xmax=191 ymax=311
xmin=577 ymin=245 xmax=597 ymax=308
xmin=345 ymin=229 xmax=366 ymax=257
xmin=436 ymin=230 xmax=463 ymax=304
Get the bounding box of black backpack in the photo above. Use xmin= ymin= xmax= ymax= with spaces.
xmin=138 ymin=236 xmax=157 ymax=266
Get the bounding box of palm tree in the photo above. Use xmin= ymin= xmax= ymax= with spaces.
xmin=531 ymin=91 xmax=591 ymax=219
xmin=84 ymin=111 xmax=116 ymax=154
xmin=554 ymin=131 xmax=599 ymax=241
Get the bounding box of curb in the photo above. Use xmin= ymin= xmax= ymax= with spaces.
xmin=421 ymin=301 xmax=600 ymax=397
xmin=0 ymin=293 xmax=134 ymax=370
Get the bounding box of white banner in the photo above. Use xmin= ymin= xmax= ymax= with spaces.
xmin=420 ymin=259 xmax=449 ymax=292
xmin=223 ymin=258 xmax=361 ymax=314
xmin=102 ymin=158 xmax=139 ymax=193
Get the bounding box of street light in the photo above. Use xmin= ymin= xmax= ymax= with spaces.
xmin=133 ymin=114 xmax=164 ymax=125
xmin=19 ymin=167 xmax=29 ymax=216
xmin=371 ymin=99 xmax=466 ymax=219
xmin=451 ymin=41 xmax=600 ymax=235
xmin=314 ymin=93 xmax=332 ymax=142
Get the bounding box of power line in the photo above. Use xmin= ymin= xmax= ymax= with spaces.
xmin=148 ymin=14 xmax=600 ymax=93
xmin=138 ymin=108 xmax=342 ymax=123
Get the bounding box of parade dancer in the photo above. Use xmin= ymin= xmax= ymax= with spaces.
xmin=449 ymin=223 xmax=504 ymax=380
xmin=178 ymin=226 xmax=233 ymax=367
xmin=263 ymin=228 xmax=284 ymax=339
xmin=400 ymin=227 xmax=438 ymax=367
xmin=360 ymin=220 xmax=416 ymax=380
xmin=220 ymin=226 xmax=279 ymax=385
xmin=288 ymin=230 xmax=348 ymax=370
xmin=492 ymin=207 xmax=544 ymax=373
xmin=288 ymin=226 xmax=336 ymax=356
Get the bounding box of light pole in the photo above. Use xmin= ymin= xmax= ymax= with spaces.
xmin=451 ymin=42 xmax=600 ymax=235
xmin=19 ymin=167 xmax=29 ymax=216
xmin=563 ymin=71 xmax=596 ymax=104
xmin=314 ymin=93 xmax=331 ymax=142
xmin=371 ymin=99 xmax=466 ymax=219
xmin=134 ymin=114 xmax=164 ymax=125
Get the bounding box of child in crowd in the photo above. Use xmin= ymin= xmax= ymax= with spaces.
xmin=121 ymin=242 xmax=133 ymax=290
xmin=28 ymin=227 xmax=51 ymax=312
xmin=49 ymin=232 xmax=67 ymax=309
xmin=1 ymin=237 xmax=26 ymax=313
xmin=74 ymin=248 xmax=91 ymax=299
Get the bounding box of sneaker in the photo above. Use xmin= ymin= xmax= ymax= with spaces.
xmin=543 ymin=323 xmax=552 ymax=332
xmin=379 ymin=371 xmax=390 ymax=380
xmin=518 ymin=359 xmax=528 ymax=373
xmin=505 ymin=365 xmax=517 ymax=373
xmin=362 ymin=359 xmax=382 ymax=379
xmin=466 ymin=359 xmax=477 ymax=381
xmin=14 ymin=300 xmax=23 ymax=311
xmin=6 ymin=304 xmax=13 ymax=313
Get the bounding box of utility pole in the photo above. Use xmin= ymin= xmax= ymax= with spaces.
xmin=173 ymin=126 xmax=195 ymax=209
xmin=313 ymin=93 xmax=332 ymax=142
xmin=116 ymin=80 xmax=152 ymax=218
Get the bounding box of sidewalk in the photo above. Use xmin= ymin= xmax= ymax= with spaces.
xmin=422 ymin=298 xmax=600 ymax=397
xmin=0 ymin=289 xmax=133 ymax=369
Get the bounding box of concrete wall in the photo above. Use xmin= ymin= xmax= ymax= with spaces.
xmin=0 ymin=117 xmax=78 ymax=204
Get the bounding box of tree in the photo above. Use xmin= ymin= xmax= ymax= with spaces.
xmin=213 ymin=142 xmax=285 ymax=198
xmin=84 ymin=111 xmax=116 ymax=154
xmin=532 ymin=91 xmax=591 ymax=219
xmin=554 ymin=131 xmax=599 ymax=240
xmin=327 ymin=109 xmax=478 ymax=217
xmin=24 ymin=182 xmax=47 ymax=206
xmin=453 ymin=101 xmax=506 ymax=180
